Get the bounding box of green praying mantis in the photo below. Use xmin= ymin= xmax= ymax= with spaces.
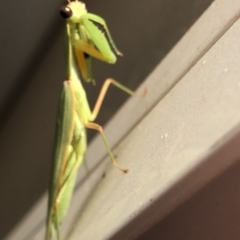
xmin=45 ymin=1 xmax=135 ymax=239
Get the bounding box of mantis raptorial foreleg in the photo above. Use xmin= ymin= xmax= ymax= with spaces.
xmin=81 ymin=13 xmax=123 ymax=56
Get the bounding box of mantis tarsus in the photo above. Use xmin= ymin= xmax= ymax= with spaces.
xmin=45 ymin=1 xmax=135 ymax=239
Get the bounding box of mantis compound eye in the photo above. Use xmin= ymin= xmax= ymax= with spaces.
xmin=60 ymin=6 xmax=72 ymax=19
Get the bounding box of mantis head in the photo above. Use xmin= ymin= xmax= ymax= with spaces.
xmin=60 ymin=1 xmax=87 ymax=23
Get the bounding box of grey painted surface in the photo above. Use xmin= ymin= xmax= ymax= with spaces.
xmin=138 ymin=139 xmax=240 ymax=240
xmin=0 ymin=0 xmax=214 ymax=239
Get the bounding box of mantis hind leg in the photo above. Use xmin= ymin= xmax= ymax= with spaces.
xmin=90 ymin=78 xmax=135 ymax=122
xmin=54 ymin=211 xmax=61 ymax=240
xmin=86 ymin=122 xmax=128 ymax=173
xmin=87 ymin=78 xmax=137 ymax=173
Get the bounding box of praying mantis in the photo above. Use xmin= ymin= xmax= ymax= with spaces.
xmin=45 ymin=1 xmax=135 ymax=239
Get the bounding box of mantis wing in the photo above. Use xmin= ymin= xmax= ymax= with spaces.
xmin=46 ymin=81 xmax=85 ymax=240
